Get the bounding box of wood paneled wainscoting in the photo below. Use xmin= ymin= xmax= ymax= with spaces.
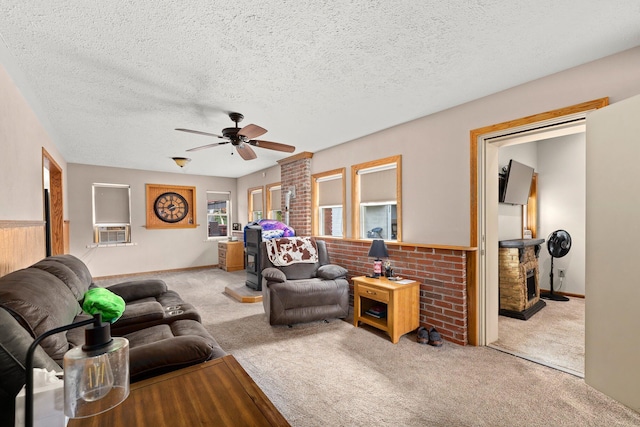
xmin=323 ymin=238 xmax=476 ymax=345
xmin=0 ymin=220 xmax=46 ymax=277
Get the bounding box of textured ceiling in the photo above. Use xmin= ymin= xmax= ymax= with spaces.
xmin=1 ymin=1 xmax=639 ymax=177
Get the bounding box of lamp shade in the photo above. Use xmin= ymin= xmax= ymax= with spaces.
xmin=24 ymin=314 xmax=129 ymax=426
xmin=64 ymin=337 xmax=129 ymax=418
xmin=368 ymin=239 xmax=389 ymax=259
xmin=172 ymin=157 xmax=191 ymax=168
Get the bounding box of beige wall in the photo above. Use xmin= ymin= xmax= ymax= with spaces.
xmin=4 ymin=47 xmax=640 ymax=275
xmin=298 ymin=47 xmax=640 ymax=246
xmin=0 ymin=64 xmax=67 ymax=221
xmin=68 ymin=164 xmax=237 ymax=277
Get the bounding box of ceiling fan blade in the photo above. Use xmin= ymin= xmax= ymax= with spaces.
xmin=236 ymin=144 xmax=257 ymax=160
xmin=238 ymin=124 xmax=267 ymax=140
xmin=175 ymin=128 xmax=225 ymax=139
xmin=249 ymin=139 xmax=296 ymax=153
xmin=186 ymin=141 xmax=228 ymax=152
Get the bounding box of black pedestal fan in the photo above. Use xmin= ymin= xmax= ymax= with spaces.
xmin=540 ymin=229 xmax=571 ymax=301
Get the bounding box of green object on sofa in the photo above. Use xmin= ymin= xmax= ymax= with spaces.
xmin=82 ymin=287 xmax=126 ymax=323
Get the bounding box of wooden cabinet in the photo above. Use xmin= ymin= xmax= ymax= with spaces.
xmin=218 ymin=241 xmax=244 ymax=272
xmin=352 ymin=276 xmax=420 ymax=344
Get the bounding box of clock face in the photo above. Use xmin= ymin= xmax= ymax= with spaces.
xmin=154 ymin=192 xmax=189 ymax=223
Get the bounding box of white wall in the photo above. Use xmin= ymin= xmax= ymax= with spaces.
xmin=537 ymin=133 xmax=586 ymax=295
xmin=68 ymin=164 xmax=237 ymax=277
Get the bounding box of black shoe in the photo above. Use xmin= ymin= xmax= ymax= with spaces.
xmin=417 ymin=326 xmax=429 ymax=344
xmin=428 ymin=327 xmax=443 ymax=347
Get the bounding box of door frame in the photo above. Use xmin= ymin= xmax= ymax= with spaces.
xmin=468 ymin=97 xmax=609 ymax=345
xmin=42 ymin=148 xmax=64 ymax=255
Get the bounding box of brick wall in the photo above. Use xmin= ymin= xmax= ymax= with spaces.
xmin=280 ymin=155 xmax=312 ymax=236
xmin=324 ymin=239 xmax=468 ymax=345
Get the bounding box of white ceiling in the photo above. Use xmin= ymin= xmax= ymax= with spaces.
xmin=1 ymin=1 xmax=639 ymax=178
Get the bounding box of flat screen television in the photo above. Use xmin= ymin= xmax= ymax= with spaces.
xmin=499 ymin=159 xmax=534 ymax=205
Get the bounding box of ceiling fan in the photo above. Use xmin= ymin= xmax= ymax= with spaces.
xmin=175 ymin=112 xmax=295 ymax=161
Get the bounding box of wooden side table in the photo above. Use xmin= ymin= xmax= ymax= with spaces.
xmin=352 ymin=276 xmax=420 ymax=344
xmin=218 ymin=240 xmax=245 ymax=272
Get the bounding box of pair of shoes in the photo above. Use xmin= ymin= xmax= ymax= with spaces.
xmin=428 ymin=327 xmax=443 ymax=347
xmin=417 ymin=326 xmax=429 ymax=344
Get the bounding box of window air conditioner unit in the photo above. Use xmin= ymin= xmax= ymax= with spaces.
xmin=95 ymin=226 xmax=129 ymax=244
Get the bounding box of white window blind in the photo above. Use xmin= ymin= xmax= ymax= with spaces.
xmin=318 ymin=175 xmax=342 ymax=206
xmin=94 ymin=185 xmax=130 ymax=224
xmin=270 ymin=187 xmax=281 ymax=210
xmin=359 ymin=167 xmax=396 ymax=203
xmin=251 ymin=190 xmax=263 ymax=210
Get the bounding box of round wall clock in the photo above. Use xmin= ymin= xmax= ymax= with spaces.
xmin=154 ymin=192 xmax=189 ymax=223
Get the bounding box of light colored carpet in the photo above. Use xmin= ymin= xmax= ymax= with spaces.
xmin=96 ymin=269 xmax=639 ymax=427
xmin=492 ymin=298 xmax=584 ymax=377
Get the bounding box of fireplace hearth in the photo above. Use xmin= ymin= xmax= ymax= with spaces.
xmin=498 ymin=239 xmax=546 ymax=320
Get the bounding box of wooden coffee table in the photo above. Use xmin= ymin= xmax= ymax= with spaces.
xmin=68 ymin=355 xmax=290 ymax=427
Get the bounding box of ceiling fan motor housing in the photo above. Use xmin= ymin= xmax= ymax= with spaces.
xmin=228 ymin=112 xmax=244 ymax=124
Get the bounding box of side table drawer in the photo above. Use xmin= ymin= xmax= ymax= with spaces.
xmin=358 ymin=284 xmax=390 ymax=303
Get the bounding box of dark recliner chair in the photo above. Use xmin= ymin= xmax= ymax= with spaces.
xmin=261 ymin=239 xmax=349 ymax=326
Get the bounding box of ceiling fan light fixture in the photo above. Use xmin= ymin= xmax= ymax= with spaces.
xmin=175 ymin=112 xmax=296 ymax=160
xmin=171 ymin=157 xmax=191 ymax=168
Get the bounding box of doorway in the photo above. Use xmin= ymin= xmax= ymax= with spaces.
xmin=468 ymin=98 xmax=608 ymax=349
xmin=487 ymin=125 xmax=586 ymax=376
xmin=43 ymin=148 xmax=64 ymax=255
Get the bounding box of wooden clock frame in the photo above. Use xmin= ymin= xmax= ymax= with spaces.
xmin=146 ymin=184 xmax=197 ymax=229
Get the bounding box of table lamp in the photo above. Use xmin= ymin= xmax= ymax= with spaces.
xmin=25 ymin=313 xmax=129 ymax=426
xmin=368 ymin=239 xmax=389 ymax=277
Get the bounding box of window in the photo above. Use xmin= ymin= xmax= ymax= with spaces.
xmin=312 ymin=169 xmax=345 ymax=237
xmin=248 ymin=187 xmax=263 ymax=222
xmin=92 ymin=183 xmax=131 ymax=244
xmin=207 ymin=191 xmax=230 ymax=238
xmin=266 ymin=183 xmax=282 ymax=221
xmin=352 ymin=156 xmax=401 ymax=241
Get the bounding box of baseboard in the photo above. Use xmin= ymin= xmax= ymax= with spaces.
xmin=538 ymin=289 xmax=584 ymax=298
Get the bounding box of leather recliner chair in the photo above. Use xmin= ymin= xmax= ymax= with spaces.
xmin=261 ymin=239 xmax=349 ymax=326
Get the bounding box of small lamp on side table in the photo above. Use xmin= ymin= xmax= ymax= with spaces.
xmin=24 ymin=313 xmax=129 ymax=427
xmin=368 ymin=239 xmax=389 ymax=278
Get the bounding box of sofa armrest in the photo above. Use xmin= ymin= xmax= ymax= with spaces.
xmin=316 ymin=264 xmax=348 ymax=280
xmin=262 ymin=268 xmax=287 ymax=283
xmin=105 ymin=280 xmax=168 ymax=302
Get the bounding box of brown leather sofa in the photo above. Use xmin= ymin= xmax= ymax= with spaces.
xmin=261 ymin=239 xmax=350 ymax=325
xmin=0 ymin=254 xmax=226 ymax=423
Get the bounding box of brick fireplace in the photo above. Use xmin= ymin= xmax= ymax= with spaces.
xmin=498 ymin=239 xmax=546 ymax=320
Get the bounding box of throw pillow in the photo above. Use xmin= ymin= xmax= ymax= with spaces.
xmin=82 ymin=288 xmax=126 ymax=323
xmin=316 ymin=264 xmax=348 ymax=280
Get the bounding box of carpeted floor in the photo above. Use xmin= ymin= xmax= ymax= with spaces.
xmin=491 ymin=298 xmax=584 ymax=377
xmin=96 ymin=269 xmax=639 ymax=427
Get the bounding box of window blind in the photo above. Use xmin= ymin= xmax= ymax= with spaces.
xmin=94 ymin=185 xmax=130 ymax=224
xmin=360 ymin=168 xmax=396 ymax=203
xmin=318 ymin=176 xmax=343 ymax=206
